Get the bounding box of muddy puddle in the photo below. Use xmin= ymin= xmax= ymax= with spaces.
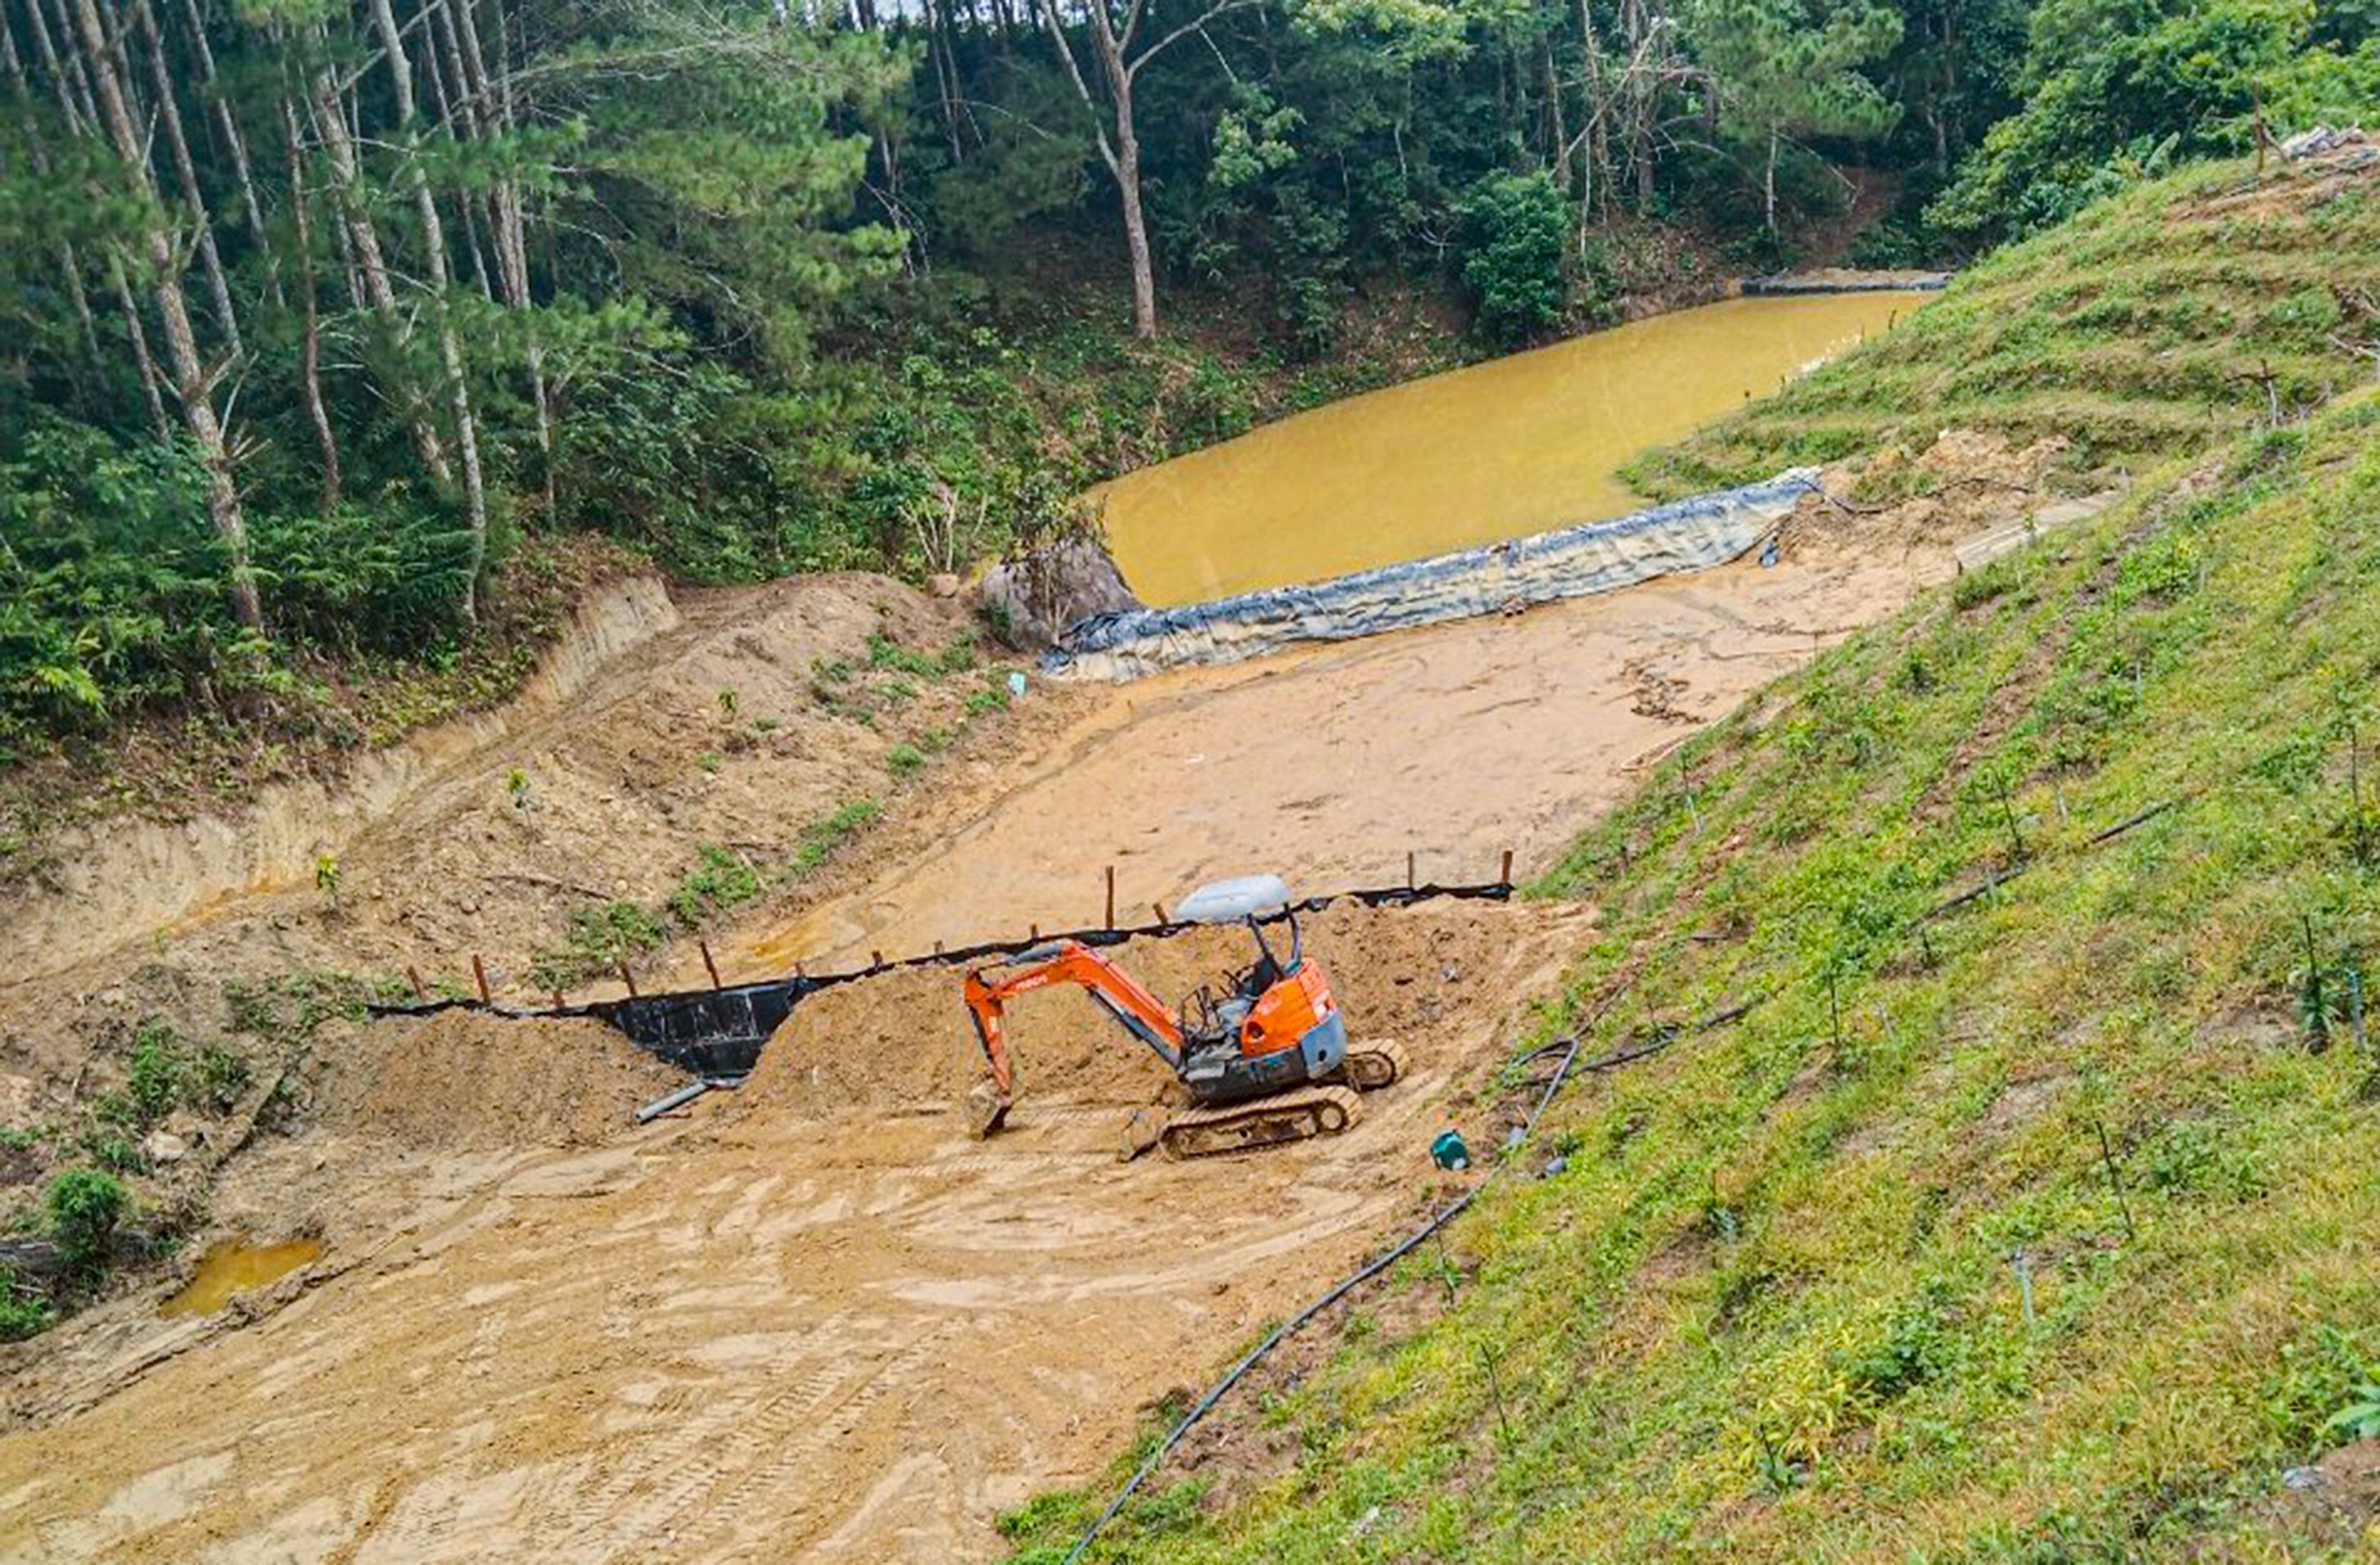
xmin=1098 ymin=292 xmax=1928 ymax=606
xmin=159 ymin=1238 xmax=321 ymax=1317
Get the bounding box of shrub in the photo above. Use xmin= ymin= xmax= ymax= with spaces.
xmin=668 ymin=845 xmax=763 ymax=929
xmin=196 ymin=1045 xmax=251 ymax=1113
xmin=789 ymin=799 xmax=881 ymax=878
xmin=127 ymin=1020 xmax=187 ymax=1123
xmin=532 ymin=901 xmax=672 ymax=990
xmin=0 ymin=1267 xmax=46 ymax=1342
xmin=46 ymin=1168 xmax=127 ymax=1271
xmin=1454 ymin=171 xmax=1571 ymax=345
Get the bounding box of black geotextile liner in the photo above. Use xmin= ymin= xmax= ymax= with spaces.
xmin=368 ymin=880 xmax=1515 ymax=1076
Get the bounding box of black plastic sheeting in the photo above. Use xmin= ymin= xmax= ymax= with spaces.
xmin=367 ymin=880 xmax=1515 ymax=1078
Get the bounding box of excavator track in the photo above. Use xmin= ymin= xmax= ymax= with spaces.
xmin=1159 ymin=1086 xmax=1362 ymax=1161
xmin=1338 ymin=1037 xmax=1409 ymax=1091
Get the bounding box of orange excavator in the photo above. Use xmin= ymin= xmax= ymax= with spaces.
xmin=962 ymin=875 xmax=1407 ymax=1158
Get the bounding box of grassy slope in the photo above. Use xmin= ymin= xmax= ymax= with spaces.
xmin=1004 ymin=159 xmax=2380 ymax=1563
xmin=1628 ymin=156 xmax=2380 ymax=500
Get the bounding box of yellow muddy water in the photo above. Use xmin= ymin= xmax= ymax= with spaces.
xmin=1099 ymin=292 xmax=1928 ymax=606
xmin=159 ymin=1238 xmax=320 ymax=1317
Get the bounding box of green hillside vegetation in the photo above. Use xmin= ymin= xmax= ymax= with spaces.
xmin=1629 ymin=153 xmax=2380 ymax=498
xmin=9 ymin=0 xmax=2369 ymax=814
xmin=1003 ymin=170 xmax=2380 ymax=1561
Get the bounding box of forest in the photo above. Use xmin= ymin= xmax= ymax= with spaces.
xmin=0 ymin=0 xmax=2373 ymax=766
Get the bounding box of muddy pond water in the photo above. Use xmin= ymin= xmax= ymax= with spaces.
xmin=159 ymin=1237 xmax=321 ymax=1317
xmin=1097 ymin=291 xmax=1929 ymax=606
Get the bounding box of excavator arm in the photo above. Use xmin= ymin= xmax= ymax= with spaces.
xmin=963 ymin=940 xmax=1187 ymax=1135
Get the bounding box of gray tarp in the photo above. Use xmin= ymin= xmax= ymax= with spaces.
xmin=1046 ymin=467 xmax=1820 ymax=681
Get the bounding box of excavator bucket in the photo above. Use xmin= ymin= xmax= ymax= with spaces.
xmin=964 ymin=1077 xmax=1012 ymax=1139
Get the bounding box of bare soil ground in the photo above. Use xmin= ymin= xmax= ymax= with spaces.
xmin=0 ymin=429 xmax=2083 ymax=1563
xmin=0 ymin=900 xmax=1580 ymax=1563
xmin=696 ymin=432 xmax=2091 ymax=981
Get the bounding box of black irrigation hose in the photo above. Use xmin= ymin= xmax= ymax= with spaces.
xmin=1060 ymin=1032 xmax=1586 ymax=1565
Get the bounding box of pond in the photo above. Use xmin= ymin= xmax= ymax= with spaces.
xmin=1096 ymin=291 xmax=1930 ymax=606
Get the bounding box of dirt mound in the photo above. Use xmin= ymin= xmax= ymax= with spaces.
xmin=1787 ymin=429 xmax=2082 ymax=553
xmin=328 ymin=1011 xmax=683 ymax=1150
xmin=739 ymin=898 xmax=1535 ymax=1118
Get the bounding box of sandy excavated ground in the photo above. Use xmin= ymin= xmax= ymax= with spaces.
xmin=0 ymin=901 xmax=1581 ymax=1563
xmin=708 ymin=436 xmax=2087 ymax=978
xmin=0 ymin=430 xmax=2094 ymax=1563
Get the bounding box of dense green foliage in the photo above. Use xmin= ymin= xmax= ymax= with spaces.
xmin=1931 ymin=0 xmax=2380 ymax=243
xmin=1456 ymin=173 xmax=1581 ymax=343
xmin=0 ymin=0 xmax=2368 ymax=781
xmin=1000 ymin=168 xmax=2380 ymax=1558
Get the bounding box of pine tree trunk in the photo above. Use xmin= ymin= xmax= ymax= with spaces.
xmin=1545 ymin=39 xmax=1568 ymax=192
xmin=1081 ymin=8 xmax=1155 ymax=339
xmin=1765 ymin=130 xmax=1778 ymax=234
xmin=366 ymin=0 xmax=486 ymax=621
xmin=31 ymin=0 xmax=94 ymax=123
xmin=0 ymin=7 xmax=104 ymax=368
xmin=1117 ymin=126 xmax=1157 ymax=339
xmin=472 ymin=0 xmax=555 ymax=518
xmin=69 ymin=0 xmax=259 ymax=629
xmin=107 ymin=257 xmax=173 ymax=439
xmin=178 ymin=0 xmax=278 ymax=306
xmin=307 ymin=60 xmax=453 ymax=487
xmin=133 ymin=0 xmax=240 ymax=358
xmin=281 ymin=92 xmax=341 ymax=513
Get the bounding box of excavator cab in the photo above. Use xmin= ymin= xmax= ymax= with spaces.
xmin=1174 ymin=876 xmax=1300 ymax=1045
xmin=1169 ymin=875 xmax=1344 ymax=1091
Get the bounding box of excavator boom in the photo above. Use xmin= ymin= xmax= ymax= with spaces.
xmin=963 ymin=941 xmax=1186 ymax=1132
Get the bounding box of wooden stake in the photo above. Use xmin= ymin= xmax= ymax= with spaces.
xmin=1153 ymin=902 xmax=1168 ymax=924
xmin=871 ymin=950 xmax=886 ymax=970
xmin=1406 ymin=850 xmax=1417 ymax=890
xmin=1500 ymin=849 xmax=1514 ymax=887
xmin=616 ymin=962 xmax=638 ymax=999
xmin=406 ymin=965 xmax=429 ymax=1002
xmin=699 ymin=940 xmax=721 ymax=990
xmin=471 ymin=954 xmax=490 ymax=1003
xmin=1104 ymin=865 xmax=1117 ymax=929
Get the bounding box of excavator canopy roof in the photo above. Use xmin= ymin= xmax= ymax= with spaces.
xmin=1175 ymin=874 xmax=1293 ymax=925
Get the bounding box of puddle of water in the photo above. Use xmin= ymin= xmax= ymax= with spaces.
xmin=1097 ymin=292 xmax=1930 ymax=606
xmin=159 ymin=1237 xmax=322 ymax=1317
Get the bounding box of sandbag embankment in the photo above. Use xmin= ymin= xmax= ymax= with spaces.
xmin=1047 ymin=470 xmax=1817 ymax=681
